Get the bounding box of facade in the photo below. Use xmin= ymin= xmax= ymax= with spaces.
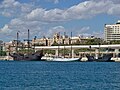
xmin=32 ymin=33 xmax=82 ymax=46
xmin=104 ymin=20 xmax=120 ymax=42
xmin=5 ymin=40 xmax=24 ymax=53
xmin=53 ymin=33 xmax=70 ymax=45
xmin=31 ymin=33 xmax=96 ymax=46
xmin=32 ymin=37 xmax=53 ymax=46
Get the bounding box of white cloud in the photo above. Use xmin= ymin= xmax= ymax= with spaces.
xmin=93 ymin=31 xmax=104 ymax=38
xmin=46 ymin=0 xmax=60 ymax=4
xmin=79 ymin=27 xmax=90 ymax=33
xmin=1 ymin=0 xmax=120 ymax=41
xmin=107 ymin=4 xmax=120 ymax=15
xmin=26 ymin=8 xmax=66 ymax=22
xmin=1 ymin=0 xmax=120 ymax=20
xmin=54 ymin=0 xmax=59 ymax=4
xmin=1 ymin=24 xmax=11 ymax=33
xmin=47 ymin=26 xmax=66 ymax=37
xmin=2 ymin=0 xmax=17 ymax=8
xmin=25 ymin=0 xmax=120 ymax=22
xmin=0 ymin=18 xmax=45 ymax=41
xmin=76 ymin=26 xmax=90 ymax=36
xmin=0 ymin=0 xmax=34 ymax=17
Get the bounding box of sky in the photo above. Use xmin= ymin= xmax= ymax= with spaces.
xmin=0 ymin=0 xmax=120 ymax=41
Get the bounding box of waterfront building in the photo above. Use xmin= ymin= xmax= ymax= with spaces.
xmin=5 ymin=40 xmax=24 ymax=53
xmin=104 ymin=20 xmax=120 ymax=42
xmin=50 ymin=33 xmax=81 ymax=45
xmin=32 ymin=37 xmax=53 ymax=46
xmin=31 ymin=32 xmax=96 ymax=46
xmin=70 ymin=36 xmax=81 ymax=44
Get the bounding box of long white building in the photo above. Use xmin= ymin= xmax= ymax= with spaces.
xmin=104 ymin=20 xmax=120 ymax=42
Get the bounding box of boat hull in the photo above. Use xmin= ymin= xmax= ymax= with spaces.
xmin=10 ymin=51 xmax=43 ymax=61
xmin=45 ymin=57 xmax=80 ymax=62
xmin=86 ymin=54 xmax=114 ymax=62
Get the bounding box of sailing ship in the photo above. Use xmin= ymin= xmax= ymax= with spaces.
xmin=86 ymin=54 xmax=114 ymax=62
xmin=9 ymin=29 xmax=43 ymax=61
xmin=86 ymin=44 xmax=114 ymax=62
xmin=10 ymin=51 xmax=43 ymax=61
xmin=42 ymin=32 xmax=80 ymax=61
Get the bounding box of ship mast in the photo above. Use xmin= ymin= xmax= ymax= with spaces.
xmin=27 ymin=29 xmax=32 ymax=55
xmin=63 ymin=32 xmax=66 ymax=58
xmin=34 ymin=36 xmax=37 ymax=52
xmin=28 ymin=29 xmax=30 ymax=54
xmin=16 ymin=31 xmax=19 ymax=53
xmin=58 ymin=32 xmax=60 ymax=57
xmin=24 ymin=29 xmax=32 ymax=55
xmin=70 ymin=32 xmax=72 ymax=58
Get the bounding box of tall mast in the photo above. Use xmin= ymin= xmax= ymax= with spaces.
xmin=16 ymin=31 xmax=19 ymax=53
xmin=70 ymin=32 xmax=72 ymax=58
xmin=28 ymin=29 xmax=30 ymax=54
xmin=98 ymin=42 xmax=100 ymax=57
xmin=58 ymin=32 xmax=60 ymax=57
xmin=24 ymin=29 xmax=32 ymax=54
xmin=34 ymin=36 xmax=37 ymax=52
xmin=63 ymin=32 xmax=66 ymax=58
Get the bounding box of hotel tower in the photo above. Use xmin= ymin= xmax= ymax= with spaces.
xmin=104 ymin=20 xmax=120 ymax=42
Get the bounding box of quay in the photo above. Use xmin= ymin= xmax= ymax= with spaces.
xmin=2 ymin=44 xmax=120 ymax=61
xmin=0 ymin=56 xmax=13 ymax=61
xmin=35 ymin=44 xmax=120 ymax=61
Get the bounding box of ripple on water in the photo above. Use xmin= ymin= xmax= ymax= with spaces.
xmin=0 ymin=61 xmax=120 ymax=90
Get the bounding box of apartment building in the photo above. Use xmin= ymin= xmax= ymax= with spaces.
xmin=104 ymin=20 xmax=120 ymax=42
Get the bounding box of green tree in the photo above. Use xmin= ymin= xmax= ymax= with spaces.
xmin=0 ymin=51 xmax=6 ymax=56
xmin=51 ymin=41 xmax=59 ymax=46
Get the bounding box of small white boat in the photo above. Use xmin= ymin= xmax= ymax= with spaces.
xmin=41 ymin=55 xmax=80 ymax=62
xmin=52 ymin=57 xmax=80 ymax=62
xmin=41 ymin=56 xmax=54 ymax=61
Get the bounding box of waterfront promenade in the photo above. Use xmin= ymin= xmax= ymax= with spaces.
xmin=1 ymin=44 xmax=120 ymax=61
xmin=35 ymin=44 xmax=120 ymax=49
xmin=35 ymin=44 xmax=120 ymax=61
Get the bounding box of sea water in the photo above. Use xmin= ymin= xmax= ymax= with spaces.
xmin=0 ymin=61 xmax=120 ymax=90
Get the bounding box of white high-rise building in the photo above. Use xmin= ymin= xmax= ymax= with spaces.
xmin=104 ymin=20 xmax=120 ymax=42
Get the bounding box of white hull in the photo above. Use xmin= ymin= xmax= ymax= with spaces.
xmin=42 ymin=56 xmax=80 ymax=62
xmin=111 ymin=57 xmax=120 ymax=62
xmin=51 ymin=58 xmax=80 ymax=62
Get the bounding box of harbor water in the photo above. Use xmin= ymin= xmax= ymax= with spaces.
xmin=0 ymin=61 xmax=120 ymax=90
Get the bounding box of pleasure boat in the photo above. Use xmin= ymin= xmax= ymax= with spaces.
xmin=41 ymin=55 xmax=80 ymax=62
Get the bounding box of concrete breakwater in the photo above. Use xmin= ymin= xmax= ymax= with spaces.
xmin=0 ymin=56 xmax=13 ymax=60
